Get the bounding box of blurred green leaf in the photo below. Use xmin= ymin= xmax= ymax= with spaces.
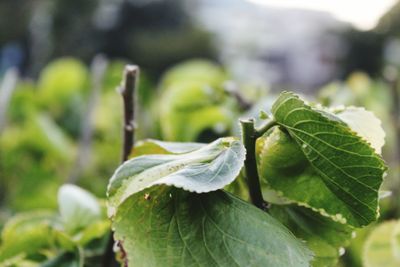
xmin=0 ymin=211 xmax=56 ymax=262
xmin=58 ymin=184 xmax=101 ymax=234
xmin=363 ymin=220 xmax=400 ymax=267
xmin=38 ymin=58 xmax=88 ymax=106
xmin=161 ymin=59 xmax=227 ymax=89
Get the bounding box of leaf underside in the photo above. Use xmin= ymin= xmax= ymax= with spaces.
xmin=271 ymin=92 xmax=386 ymax=227
xmin=107 ymin=138 xmax=246 ymax=217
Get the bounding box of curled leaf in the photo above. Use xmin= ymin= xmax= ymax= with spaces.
xmin=107 ymin=137 xmax=245 ymax=217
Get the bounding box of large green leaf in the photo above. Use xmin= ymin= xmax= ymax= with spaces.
xmin=262 ymin=92 xmax=386 ymax=227
xmin=112 ymin=186 xmax=313 ymax=267
xmin=270 ymin=205 xmax=353 ymax=267
xmin=107 ymin=137 xmax=245 ymax=216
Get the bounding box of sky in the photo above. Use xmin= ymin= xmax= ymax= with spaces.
xmin=247 ymin=0 xmax=398 ymax=30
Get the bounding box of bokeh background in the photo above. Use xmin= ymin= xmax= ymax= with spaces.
xmin=1 ymin=0 xmax=400 ymax=266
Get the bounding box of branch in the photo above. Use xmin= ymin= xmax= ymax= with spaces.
xmin=240 ymin=119 xmax=268 ymax=211
xmin=103 ymin=64 xmax=139 ymax=267
xmin=120 ymin=65 xmax=139 ymax=161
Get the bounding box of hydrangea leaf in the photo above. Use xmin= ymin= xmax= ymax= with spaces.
xmin=107 ymin=137 xmax=245 ymax=217
xmin=132 ymin=139 xmax=250 ymax=201
xmin=259 ymin=92 xmax=386 ymax=227
xmin=112 ymin=186 xmax=313 ymax=267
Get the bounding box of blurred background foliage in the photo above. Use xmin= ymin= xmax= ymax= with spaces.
xmin=2 ymin=0 xmax=400 ymax=266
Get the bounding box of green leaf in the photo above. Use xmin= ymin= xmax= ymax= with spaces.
xmin=112 ymin=186 xmax=313 ymax=267
xmin=107 ymin=137 xmax=245 ymax=217
xmin=363 ymin=221 xmax=400 ymax=267
xmin=262 ymin=92 xmax=386 ymax=227
xmin=58 ymin=184 xmax=101 ymax=234
xmin=270 ymin=205 xmax=353 ymax=267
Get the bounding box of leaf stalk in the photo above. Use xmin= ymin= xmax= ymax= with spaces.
xmin=255 ymin=119 xmax=277 ymax=138
xmin=240 ymin=119 xmax=268 ymax=211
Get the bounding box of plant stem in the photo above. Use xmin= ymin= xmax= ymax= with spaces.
xmin=240 ymin=119 xmax=268 ymax=211
xmin=255 ymin=119 xmax=277 ymax=138
xmin=103 ymin=64 xmax=139 ymax=267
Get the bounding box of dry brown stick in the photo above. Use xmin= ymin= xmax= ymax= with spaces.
xmin=103 ymin=64 xmax=139 ymax=267
xmin=120 ymin=65 xmax=139 ymax=161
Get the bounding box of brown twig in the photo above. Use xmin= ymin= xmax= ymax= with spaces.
xmin=103 ymin=65 xmax=139 ymax=267
xmin=120 ymin=65 xmax=139 ymax=161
